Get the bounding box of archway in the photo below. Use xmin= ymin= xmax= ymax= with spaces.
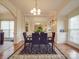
xmin=0 ymin=1 xmax=16 ymax=45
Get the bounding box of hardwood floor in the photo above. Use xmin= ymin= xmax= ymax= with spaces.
xmin=56 ymin=44 xmax=79 ymax=59
xmin=0 ymin=42 xmax=13 ymax=53
xmin=0 ymin=41 xmax=79 ymax=59
xmin=0 ymin=42 xmax=13 ymax=59
xmin=0 ymin=41 xmax=23 ymax=59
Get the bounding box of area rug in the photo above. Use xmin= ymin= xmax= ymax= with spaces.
xmin=19 ymin=44 xmax=57 ymax=54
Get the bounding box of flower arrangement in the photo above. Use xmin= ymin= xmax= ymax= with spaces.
xmin=35 ymin=26 xmax=43 ymax=32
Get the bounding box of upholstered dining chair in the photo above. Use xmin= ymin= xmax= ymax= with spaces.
xmin=32 ymin=32 xmax=40 ymax=44
xmin=23 ymin=32 xmax=30 ymax=47
xmin=40 ymin=32 xmax=48 ymax=44
xmin=31 ymin=32 xmax=40 ymax=53
xmin=40 ymin=32 xmax=49 ymax=53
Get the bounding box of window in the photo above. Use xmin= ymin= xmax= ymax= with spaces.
xmin=1 ymin=21 xmax=14 ymax=40
xmin=68 ymin=15 xmax=79 ymax=44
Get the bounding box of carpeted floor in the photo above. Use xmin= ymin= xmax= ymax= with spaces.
xmin=19 ymin=44 xmax=57 ymax=54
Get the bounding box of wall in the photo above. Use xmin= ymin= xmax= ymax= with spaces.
xmin=57 ymin=16 xmax=67 ymax=44
xmin=15 ymin=10 xmax=25 ymax=43
xmin=25 ymin=16 xmax=49 ymax=34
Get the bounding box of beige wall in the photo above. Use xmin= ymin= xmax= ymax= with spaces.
xmin=25 ymin=16 xmax=49 ymax=34
xmin=57 ymin=16 xmax=67 ymax=43
xmin=15 ymin=10 xmax=25 ymax=43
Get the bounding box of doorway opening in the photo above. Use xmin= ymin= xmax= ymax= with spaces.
xmin=0 ymin=21 xmax=14 ymax=42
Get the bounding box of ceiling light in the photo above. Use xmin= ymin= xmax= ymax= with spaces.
xmin=30 ymin=0 xmax=41 ymax=15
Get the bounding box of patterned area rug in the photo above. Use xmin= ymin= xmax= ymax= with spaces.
xmin=19 ymin=44 xmax=57 ymax=54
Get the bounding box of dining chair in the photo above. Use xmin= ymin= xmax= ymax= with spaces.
xmin=52 ymin=32 xmax=55 ymax=49
xmin=40 ymin=32 xmax=48 ymax=44
xmin=23 ymin=32 xmax=30 ymax=47
xmin=40 ymin=32 xmax=49 ymax=53
xmin=31 ymin=32 xmax=40 ymax=53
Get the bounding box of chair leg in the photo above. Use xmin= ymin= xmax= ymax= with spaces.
xmin=46 ymin=45 xmax=48 ymax=54
xmin=24 ymin=43 xmax=26 ymax=48
xmin=38 ymin=45 xmax=40 ymax=53
xmin=47 ymin=44 xmax=50 ymax=54
xmin=30 ymin=45 xmax=33 ymax=54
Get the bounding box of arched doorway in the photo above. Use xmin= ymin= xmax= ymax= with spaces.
xmin=0 ymin=4 xmax=15 ymax=43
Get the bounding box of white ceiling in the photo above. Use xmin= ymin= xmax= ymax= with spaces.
xmin=8 ymin=0 xmax=69 ymax=16
xmin=0 ymin=0 xmax=79 ymax=17
xmin=58 ymin=0 xmax=79 ymax=16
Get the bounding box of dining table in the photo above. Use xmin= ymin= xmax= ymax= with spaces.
xmin=27 ymin=35 xmax=52 ymax=43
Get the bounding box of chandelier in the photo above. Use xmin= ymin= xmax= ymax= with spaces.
xmin=30 ymin=0 xmax=41 ymax=15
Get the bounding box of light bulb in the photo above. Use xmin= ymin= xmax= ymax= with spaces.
xmin=33 ymin=12 xmax=36 ymax=15
xmin=30 ymin=10 xmax=33 ymax=13
xmin=37 ymin=12 xmax=40 ymax=15
xmin=33 ymin=8 xmax=36 ymax=12
xmin=37 ymin=9 xmax=41 ymax=12
xmin=37 ymin=9 xmax=41 ymax=15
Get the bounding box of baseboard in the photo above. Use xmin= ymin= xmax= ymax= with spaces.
xmin=14 ymin=40 xmax=24 ymax=50
xmin=14 ymin=40 xmax=24 ymax=44
xmin=66 ymin=42 xmax=79 ymax=51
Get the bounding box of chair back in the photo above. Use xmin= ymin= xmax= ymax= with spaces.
xmin=40 ymin=32 xmax=48 ymax=44
xmin=23 ymin=32 xmax=27 ymax=43
xmin=52 ymin=32 xmax=55 ymax=43
xmin=32 ymin=32 xmax=40 ymax=44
